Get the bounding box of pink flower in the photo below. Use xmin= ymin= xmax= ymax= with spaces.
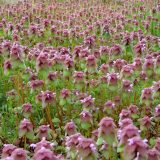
xmin=148 ymin=148 xmax=160 ymax=160
xmin=73 ymin=71 xmax=85 ymax=83
xmin=28 ymin=80 xmax=44 ymax=91
xmin=80 ymin=110 xmax=92 ymax=122
xmin=84 ymin=36 xmax=96 ymax=47
xmin=99 ymin=63 xmax=109 ymax=74
xmin=33 ymin=147 xmax=57 ymax=160
xmin=77 ymin=137 xmax=97 ymax=159
xmin=36 ymin=52 xmax=49 ymax=72
xmin=2 ymin=40 xmax=11 ymax=53
xmin=140 ymin=71 xmax=147 ymax=80
xmin=110 ymin=44 xmax=122 ymax=56
xmin=51 ymin=25 xmax=57 ymax=33
xmin=60 ymin=89 xmax=70 ymax=99
xmin=106 ymin=72 xmax=120 ymax=86
xmin=120 ymin=65 xmax=134 ymax=79
xmin=119 ymin=109 xmax=131 ymax=121
xmin=122 ymin=79 xmax=133 ymax=92
xmin=19 ymin=118 xmax=33 ymax=138
xmin=141 ymin=87 xmax=153 ymax=105
xmin=80 ymin=95 xmax=95 ymax=108
xmin=37 ymin=125 xmax=50 ymax=139
xmin=152 ymin=81 xmax=160 ymax=93
xmin=3 ymin=59 xmax=12 ymax=75
xmin=113 ymin=59 xmax=127 ymax=72
xmin=36 ymin=90 xmax=56 ymax=108
xmin=86 ymin=55 xmax=97 ymax=72
xmin=66 ymin=133 xmax=82 ymax=151
xmin=33 ymin=137 xmax=53 ymax=153
xmin=118 ymin=124 xmax=140 ymax=145
xmin=2 ymin=144 xmax=17 ymax=158
xmin=104 ymin=100 xmax=115 ymax=114
xmin=123 ymin=136 xmax=148 ymax=160
xmin=65 ymin=121 xmax=77 ymax=136
xmin=22 ymin=103 xmax=32 ymax=118
xmin=134 ymin=43 xmax=145 ymax=57
xmin=10 ymin=43 xmax=23 ymax=61
xmin=47 ymin=72 xmax=58 ymax=81
xmin=133 ymin=58 xmax=142 ymax=71
xmin=139 ymin=116 xmax=152 ymax=131
xmin=143 ymin=57 xmax=155 ymax=74
xmin=11 ymin=148 xmax=27 ymax=160
xmin=155 ymin=55 xmax=160 ymax=68
xmin=119 ymin=118 xmax=133 ymax=129
xmin=128 ymin=104 xmax=138 ymax=114
xmin=155 ymin=138 xmax=160 ymax=152
xmin=154 ymin=104 xmax=160 ymax=121
xmin=98 ymin=117 xmax=116 ymax=145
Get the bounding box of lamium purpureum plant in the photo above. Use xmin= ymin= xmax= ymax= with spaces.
xmin=0 ymin=0 xmax=160 ymax=159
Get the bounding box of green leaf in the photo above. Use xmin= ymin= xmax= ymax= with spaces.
xmin=26 ymin=131 xmax=34 ymax=140
xmin=117 ymin=145 xmax=124 ymax=153
xmin=149 ymin=138 xmax=156 ymax=146
xmin=59 ymin=99 xmax=66 ymax=106
xmin=52 ymin=118 xmax=60 ymax=123
xmin=81 ymin=122 xmax=91 ymax=130
xmin=131 ymin=114 xmax=139 ymax=119
xmin=96 ymin=136 xmax=103 ymax=146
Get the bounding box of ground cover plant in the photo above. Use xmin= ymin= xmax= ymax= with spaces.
xmin=0 ymin=0 xmax=160 ymax=159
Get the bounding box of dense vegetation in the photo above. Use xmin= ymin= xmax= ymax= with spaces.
xmin=0 ymin=0 xmax=160 ymax=159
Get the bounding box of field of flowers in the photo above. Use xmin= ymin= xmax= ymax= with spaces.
xmin=0 ymin=0 xmax=160 ymax=159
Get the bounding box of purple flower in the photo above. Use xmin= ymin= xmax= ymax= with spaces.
xmin=11 ymin=148 xmax=27 ymax=160
xmin=22 ymin=103 xmax=32 ymax=118
xmin=99 ymin=63 xmax=109 ymax=74
xmin=106 ymin=72 xmax=120 ymax=87
xmin=73 ymin=71 xmax=85 ymax=83
xmin=154 ymin=104 xmax=160 ymax=121
xmin=141 ymin=87 xmax=153 ymax=105
xmin=148 ymin=148 xmax=160 ymax=160
xmin=10 ymin=43 xmax=23 ymax=61
xmin=2 ymin=144 xmax=17 ymax=158
xmin=123 ymin=136 xmax=148 ymax=160
xmin=86 ymin=55 xmax=96 ymax=68
xmin=60 ymin=89 xmax=70 ymax=99
xmin=28 ymin=80 xmax=44 ymax=91
xmin=120 ymin=65 xmax=134 ymax=79
xmin=119 ymin=118 xmax=133 ymax=129
xmin=98 ymin=117 xmax=117 ymax=145
xmin=36 ymin=52 xmax=49 ymax=72
xmin=77 ymin=137 xmax=97 ymax=159
xmin=118 ymin=124 xmax=139 ymax=145
xmin=33 ymin=147 xmax=57 ymax=160
xmin=134 ymin=43 xmax=145 ymax=57
xmin=47 ymin=72 xmax=58 ymax=81
xmin=3 ymin=59 xmax=12 ymax=75
xmin=19 ymin=118 xmax=33 ymax=138
xmin=36 ymin=90 xmax=56 ymax=108
xmin=152 ymin=81 xmax=160 ymax=96
xmin=37 ymin=125 xmax=50 ymax=140
xmin=65 ymin=133 xmax=82 ymax=151
xmin=80 ymin=110 xmax=92 ymax=123
xmin=80 ymin=95 xmax=95 ymax=109
xmin=119 ymin=109 xmax=131 ymax=121
xmin=113 ymin=59 xmax=127 ymax=72
xmin=32 ymin=137 xmax=53 ymax=153
xmin=155 ymin=138 xmax=160 ymax=153
xmin=122 ymin=79 xmax=133 ymax=92
xmin=65 ymin=121 xmax=77 ymax=136
xmin=139 ymin=116 xmax=152 ymax=131
xmin=110 ymin=44 xmax=122 ymax=56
